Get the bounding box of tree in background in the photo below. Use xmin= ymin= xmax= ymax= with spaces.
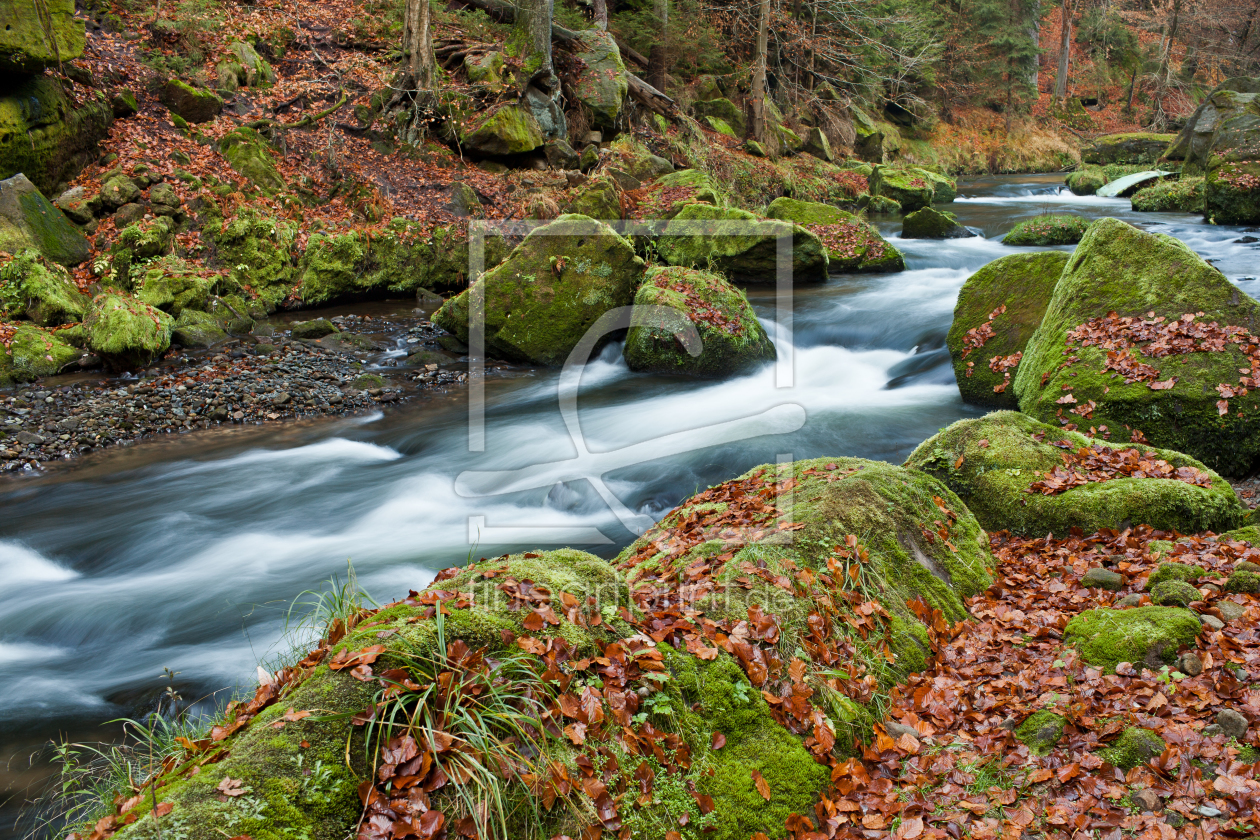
xmin=1053 ymin=0 xmax=1073 ymax=101
xmin=748 ymin=0 xmax=771 ymax=142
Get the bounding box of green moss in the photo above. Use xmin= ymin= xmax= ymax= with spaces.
xmin=1225 ymin=569 xmax=1260 ymax=593
xmin=0 ymin=249 xmax=88 ymax=325
xmin=763 ymin=198 xmax=904 ymax=272
xmin=1015 ymin=710 xmax=1066 ymax=754
xmin=1063 ymin=606 xmax=1201 ymax=672
xmin=1098 ymin=727 xmax=1166 ymax=770
xmin=83 ymin=292 xmax=174 ymax=369
xmin=0 ymin=0 xmax=84 ymax=73
xmin=1206 ymin=160 xmax=1260 ymax=225
xmin=135 ymin=256 xmax=217 ymax=316
xmin=1066 ymin=167 xmax=1108 ymax=196
xmin=213 ymin=209 xmax=298 ymax=310
xmin=1002 ymin=214 xmax=1089 ymax=246
xmin=1147 ymin=562 xmax=1202 ymax=587
xmin=458 ymin=102 xmax=545 ymax=156
xmin=569 ymin=29 xmax=628 ymax=128
xmin=1132 ymin=177 xmax=1205 ymax=213
xmin=0 ymin=77 xmax=111 ymax=197
xmin=902 ymin=207 xmax=969 ymax=239
xmin=219 ymin=128 xmax=286 ymax=195
xmin=624 ymin=265 xmax=775 ymax=377
xmin=433 ymin=214 xmax=644 ymax=367
xmin=692 ymin=99 xmax=746 ymax=136
xmin=1013 ymin=217 xmax=1260 ymax=477
xmin=172 ymin=309 xmax=228 ymax=348
xmin=1082 ymin=133 xmax=1176 ymax=166
xmin=563 ymin=179 xmax=621 ymax=221
xmin=869 ymin=167 xmax=933 ymax=212
xmin=8 ymin=323 xmax=79 ymax=378
xmin=656 ymin=204 xmax=827 ymax=285
xmin=905 ymin=412 xmax=1247 ymax=536
xmin=296 ymin=232 xmax=368 ymax=305
xmin=1149 ymin=579 xmax=1201 ymax=607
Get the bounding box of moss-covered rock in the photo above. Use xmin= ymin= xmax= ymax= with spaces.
xmin=1013 ymin=217 xmax=1260 ymax=477
xmin=7 ymin=323 xmax=79 ymax=379
xmin=0 ymin=173 xmax=90 ymax=266
xmin=83 ymin=292 xmax=174 ymax=369
xmin=1132 ymin=177 xmax=1205 ymax=213
xmin=763 ymin=198 xmax=904 ymax=273
xmin=213 ymin=209 xmax=298 ymax=310
xmin=635 ymin=169 xmax=720 ymax=219
xmin=224 ymin=40 xmax=276 ymax=88
xmin=656 ymin=204 xmax=827 ymax=285
xmin=905 ymin=411 xmax=1248 ymax=537
xmin=433 ymin=214 xmax=643 ymax=366
xmin=162 ymin=79 xmax=223 ymax=124
xmin=0 ymin=249 xmax=88 ymax=325
xmin=902 ymin=207 xmax=971 ymax=239
xmin=99 ymin=174 xmax=141 ymax=210
xmin=869 ymin=167 xmax=934 ymax=213
xmin=1066 ymin=167 xmax=1108 ymax=196
xmin=1149 ymin=579 xmax=1202 ymax=607
xmin=1226 ymin=568 xmax=1260 ymax=593
xmin=0 ymin=75 xmax=113 ymax=197
xmin=171 ymin=309 xmax=228 ymax=348
xmin=1148 ymin=562 xmax=1203 ymax=587
xmin=623 ymin=266 xmax=775 ymax=377
xmin=1206 ymin=159 xmax=1260 ymax=225
xmin=1083 ymin=133 xmax=1177 ymax=166
xmin=134 ymin=256 xmax=217 ymax=316
xmin=0 ymin=0 xmax=84 ymax=73
xmin=1063 ymin=606 xmax=1201 ymax=672
xmin=1015 ymin=710 xmax=1066 ymax=755
xmin=1168 ymin=83 xmax=1260 ymax=175
xmin=464 ymin=50 xmax=505 ymax=86
xmin=947 ymin=251 xmax=1068 ymax=409
xmin=864 ymin=194 xmax=901 ymax=215
xmin=852 ymin=106 xmax=902 ymax=163
xmin=291 ymin=318 xmax=338 ymax=339
xmin=569 ymin=29 xmax=627 ymax=128
xmin=219 ymin=127 xmax=286 ymax=195
xmin=1099 ymin=727 xmax=1166 ymax=770
xmin=563 ymin=178 xmax=621 ymax=220
xmin=1002 ymin=214 xmax=1088 ymax=246
xmin=692 ymin=98 xmax=746 ymax=137
xmin=458 ymin=102 xmax=545 ymax=156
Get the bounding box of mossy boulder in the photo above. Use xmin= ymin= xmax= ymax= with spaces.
xmin=0 ymin=174 xmax=90 ymax=266
xmin=0 ymin=0 xmax=84 ymax=73
xmin=869 ymin=167 xmax=934 ymax=213
xmin=162 ymin=79 xmax=223 ymax=124
xmin=1148 ymin=562 xmax=1203 ymax=587
xmin=224 ymin=40 xmax=276 ymax=88
xmin=864 ymin=194 xmax=901 ymax=215
xmin=1100 ymin=727 xmax=1166 ymax=770
xmin=1013 ymin=217 xmax=1260 ymax=477
xmin=563 ymin=178 xmax=621 ymax=221
xmin=0 ymin=75 xmax=113 ymax=196
xmin=902 ymin=206 xmax=971 ymax=239
xmin=464 ymin=50 xmax=505 ymax=86
xmin=763 ymin=197 xmax=904 ymax=273
xmin=905 ymin=411 xmax=1248 ymax=537
xmin=0 ymin=249 xmax=88 ymax=325
xmin=1063 ymin=606 xmax=1201 ymax=673
xmin=83 ymin=292 xmax=174 ymax=369
xmin=171 ymin=309 xmax=228 ymax=347
xmin=1168 ymin=83 xmax=1260 ymax=174
xmin=107 ymin=216 xmax=176 ymax=288
xmin=1149 ymin=579 xmax=1202 ymax=607
xmin=296 ymin=231 xmax=368 ymax=305
xmin=1226 ymin=569 xmax=1260 ymax=593
xmin=99 ymin=174 xmax=141 ymax=210
xmin=656 ymin=204 xmax=828 ymax=285
xmin=1016 ymin=710 xmax=1066 ymax=755
xmin=219 ymin=128 xmax=286 ymax=195
xmin=134 ymin=256 xmax=217 ymax=316
xmin=1082 ymin=133 xmax=1177 ymax=166
xmin=433 ymin=214 xmax=643 ymax=366
xmin=852 ymin=106 xmax=902 ymax=163
xmin=458 ymin=102 xmax=545 ymax=156
xmin=636 ymin=169 xmax=720 ymax=219
xmin=692 ymin=98 xmax=746 ymax=137
xmin=291 ymin=318 xmax=338 ymax=339
xmin=213 ymin=209 xmax=299 ymax=309
xmin=1206 ymin=160 xmax=1260 ymax=225
xmin=1132 ymin=177 xmax=1205 ymax=213
xmin=947 ymin=251 xmax=1068 ymax=409
xmin=920 ymin=170 xmax=958 ymax=203
xmin=568 ymin=29 xmax=627 ymax=128
xmin=7 ymin=323 xmax=79 ymax=379
xmin=1066 ymin=167 xmax=1108 ymax=196
xmin=1002 ymin=214 xmax=1088 ymax=246
xmin=623 ymin=266 xmax=775 ymax=377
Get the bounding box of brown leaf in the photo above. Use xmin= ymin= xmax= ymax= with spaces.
xmin=751 ymin=769 xmax=771 ymax=801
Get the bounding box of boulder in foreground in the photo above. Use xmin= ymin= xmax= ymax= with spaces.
xmin=83 ymin=292 xmax=174 ymax=369
xmin=1063 ymin=606 xmax=1201 ymax=672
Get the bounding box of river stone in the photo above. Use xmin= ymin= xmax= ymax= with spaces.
xmin=946 ymin=251 xmax=1069 ymax=409
xmin=763 ymin=198 xmax=904 ymax=273
xmin=905 ymin=412 xmax=1248 ymax=537
xmin=1217 ymin=709 xmax=1249 ymax=739
xmin=623 ymin=266 xmax=775 ymax=377
xmin=1082 ymin=133 xmax=1176 ymax=166
xmin=568 ymin=30 xmax=627 ymax=128
xmin=0 ymin=174 xmax=90 ymax=266
xmin=433 ymin=214 xmax=644 ymax=367
xmin=1067 ymin=167 xmax=1108 ymax=196
xmin=1177 ymin=651 xmax=1204 ymax=676
xmin=1063 ymin=606 xmax=1201 ymax=673
xmin=291 ymin=318 xmax=339 ymax=339
xmin=901 ymin=207 xmax=971 ymax=239
xmin=0 ymin=0 xmax=85 ymax=73
xmin=8 ymin=323 xmax=79 ymax=378
xmin=1217 ymin=601 xmax=1246 ymax=622
xmin=1013 ymin=217 xmax=1260 ymax=477
xmin=1082 ymin=568 xmax=1125 ymax=591
xmin=1002 ymin=214 xmax=1088 ymax=246
xmin=162 ymin=79 xmax=223 ymax=124
xmin=83 ymin=292 xmax=174 ymax=369
xmin=656 ymin=204 xmax=827 ymax=285
xmin=1131 ymin=177 xmax=1205 ymax=214
xmin=869 ymin=166 xmax=933 ymax=212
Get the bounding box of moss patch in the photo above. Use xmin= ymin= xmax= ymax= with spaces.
xmin=83 ymin=292 xmax=174 ymax=369
xmin=1098 ymin=727 xmax=1166 ymax=770
xmin=1002 ymin=214 xmax=1088 ymax=246
xmin=1015 ymin=710 xmax=1066 ymax=755
xmin=1063 ymin=606 xmax=1201 ymax=673
xmin=0 ymin=249 xmax=88 ymax=325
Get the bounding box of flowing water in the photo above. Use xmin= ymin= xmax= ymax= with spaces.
xmin=1 ymin=174 xmax=1257 ymax=835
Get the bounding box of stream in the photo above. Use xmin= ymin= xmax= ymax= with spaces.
xmin=1 ymin=173 xmax=1257 ymax=836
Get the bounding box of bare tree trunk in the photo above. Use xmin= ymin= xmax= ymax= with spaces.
xmin=1054 ymin=0 xmax=1073 ymax=102
xmin=749 ymin=0 xmax=771 ymax=141
xmin=405 ymin=0 xmax=436 ymax=92
xmin=592 ymin=0 xmax=608 ymax=30
xmin=521 ymin=0 xmax=556 ymax=92
xmin=1124 ymin=62 xmax=1139 ymax=115
xmin=647 ymin=0 xmax=668 ymax=93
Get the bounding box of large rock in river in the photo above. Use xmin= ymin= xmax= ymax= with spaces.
xmin=433 ymin=214 xmax=643 ymax=366
xmin=1013 ymin=217 xmax=1260 ymax=477
xmin=902 ymin=206 xmax=971 ymax=239
xmin=1001 ymin=214 xmax=1088 ymax=246
xmin=947 ymin=251 xmax=1068 ymax=409
xmin=1082 ymin=132 xmax=1176 ymax=166
xmin=1165 ymin=78 xmax=1260 ymax=224
xmin=656 ymin=204 xmax=828 ymax=284
xmin=905 ymin=411 xmax=1248 ymax=537
xmin=84 ymin=292 xmax=174 ymax=369
xmin=0 ymin=174 xmax=89 ymax=265
xmin=869 ymin=166 xmax=934 ymax=212
xmin=763 ymin=197 xmax=904 ymax=272
xmin=623 ymin=265 xmax=775 ymax=377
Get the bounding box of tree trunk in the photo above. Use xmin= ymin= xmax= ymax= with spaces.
xmin=647 ymin=0 xmax=668 ymax=93
xmin=1053 ymin=0 xmax=1073 ymax=102
xmin=405 ymin=0 xmax=436 ymax=92
xmin=1124 ymin=62 xmax=1138 ymax=115
xmin=521 ymin=0 xmax=556 ymax=92
xmin=592 ymin=0 xmax=608 ymax=30
xmin=749 ymin=0 xmax=771 ymax=142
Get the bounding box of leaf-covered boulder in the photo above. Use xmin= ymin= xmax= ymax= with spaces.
xmin=1206 ymin=160 xmax=1260 ymax=225
xmin=0 ymin=173 xmax=90 ymax=266
xmin=83 ymin=292 xmax=174 ymax=369
xmin=763 ymin=198 xmax=904 ymax=272
xmin=1131 ymin=177 xmax=1205 ymax=213
xmin=632 ymin=169 xmax=720 ymax=219
xmin=947 ymin=251 xmax=1068 ymax=409
xmin=0 ymin=249 xmax=88 ymax=326
xmin=1001 ymin=214 xmax=1088 ymax=246
xmin=562 ymin=178 xmax=622 ymax=221
xmin=902 ymin=206 xmax=972 ymax=239
xmin=1066 ymin=167 xmax=1107 ymax=196
xmin=906 ymin=411 xmax=1248 ymax=537
xmin=1063 ymin=606 xmax=1201 ymax=672
xmin=568 ymin=30 xmax=627 ymax=128
xmin=6 ymin=323 xmax=79 ymax=379
xmin=869 ymin=167 xmax=934 ymax=213
xmin=433 ymin=214 xmax=643 ymax=366
xmin=1013 ymin=217 xmax=1260 ymax=477
xmin=656 ymin=204 xmax=828 ymax=284
xmin=1081 ymin=132 xmax=1177 ymax=166
xmin=623 ymin=266 xmax=775 ymax=377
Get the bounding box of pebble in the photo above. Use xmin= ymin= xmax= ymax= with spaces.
xmin=1081 ymin=567 xmax=1125 ymax=590
xmin=1216 ymin=708 xmax=1249 ymax=739
xmin=1217 ymin=601 xmax=1246 ymax=622
xmin=1177 ymin=652 xmax=1203 ymax=676
xmin=1200 ymin=614 xmax=1225 ymax=632
xmin=1131 ymin=788 xmax=1161 ymax=812
xmin=1114 ymin=593 xmax=1142 ymax=608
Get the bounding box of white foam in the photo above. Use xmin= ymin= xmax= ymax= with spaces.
xmin=0 ymin=541 xmax=79 ymax=587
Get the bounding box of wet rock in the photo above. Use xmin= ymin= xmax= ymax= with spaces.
xmin=84 ymin=293 xmax=174 ymax=369
xmin=15 ymin=430 xmax=44 ymax=445
xmin=1066 ymin=167 xmax=1108 ymax=196
xmin=902 ymin=207 xmax=972 ymax=239
xmin=763 ymin=198 xmax=904 ymax=273
xmin=1216 ymin=709 xmax=1248 ymax=739
xmin=1131 ymin=789 xmax=1162 ymax=812
xmin=1002 ymin=214 xmax=1088 ymax=246
xmin=1177 ymin=651 xmax=1203 ymax=676
xmin=291 ymin=318 xmax=339 ymax=340
xmin=657 ymin=204 xmax=827 ymax=285
xmin=1082 ymin=568 xmax=1125 ymax=591
xmin=0 ymin=174 xmax=91 ymax=265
